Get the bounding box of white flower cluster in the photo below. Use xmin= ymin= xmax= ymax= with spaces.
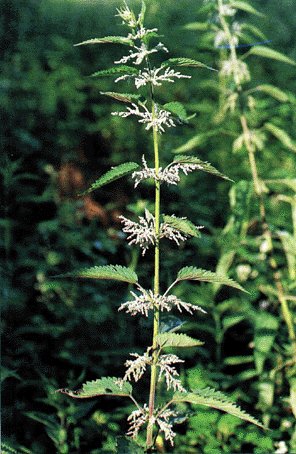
xmin=128 ymin=27 xmax=158 ymax=40
xmin=112 ymin=103 xmax=175 ymax=133
xmin=127 ymin=405 xmax=177 ymax=445
xmin=161 ymin=223 xmax=187 ymax=246
xmin=123 ymin=352 xmax=152 ymax=382
xmin=214 ymin=22 xmax=241 ymax=48
xmin=221 ymin=58 xmax=250 ymax=85
xmin=220 ymin=4 xmax=236 ymax=16
xmin=121 ymin=351 xmax=185 ymax=392
xmin=115 ymin=42 xmax=160 ymax=66
xmin=158 ymin=354 xmax=186 ymax=392
xmin=116 ymin=2 xmax=141 ymax=28
xmin=120 ymin=209 xmax=197 ymax=254
xmin=119 ymin=288 xmax=206 ymax=316
xmin=127 ymin=404 xmax=149 ymax=438
xmin=119 ymin=209 xmax=156 ymax=255
xmin=275 ymin=441 xmax=288 ymax=454
xmin=156 ymin=409 xmax=177 ymax=446
xmin=134 ymin=66 xmax=191 ymax=89
xmin=132 ymin=155 xmax=204 ymax=187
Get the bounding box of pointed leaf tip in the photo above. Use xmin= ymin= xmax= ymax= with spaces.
xmin=81 ymin=162 xmax=140 ymax=195
xmin=174 ymin=155 xmax=233 ymax=182
xmin=54 ymin=265 xmax=138 ymax=284
xmin=176 ymin=267 xmax=246 ymax=292
xmin=173 ymin=387 xmax=265 ymax=428
xmin=58 ymin=377 xmax=132 ymax=399
xmin=74 ymin=36 xmax=133 ymax=47
xmin=162 ymin=57 xmax=218 ymax=72
xmin=157 ymin=332 xmax=204 ymax=348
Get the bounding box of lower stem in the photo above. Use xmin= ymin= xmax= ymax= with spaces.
xmin=240 ymin=114 xmax=296 ymax=361
xmin=146 ymin=106 xmax=161 ymax=449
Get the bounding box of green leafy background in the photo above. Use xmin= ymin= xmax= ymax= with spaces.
xmin=1 ymin=0 xmax=296 ymax=452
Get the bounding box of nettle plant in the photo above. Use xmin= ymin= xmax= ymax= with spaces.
xmin=58 ymin=2 xmax=264 ymax=451
xmin=184 ymin=0 xmax=296 ymax=444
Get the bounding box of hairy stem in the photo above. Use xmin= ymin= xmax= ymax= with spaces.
xmin=146 ymin=101 xmax=161 ymax=449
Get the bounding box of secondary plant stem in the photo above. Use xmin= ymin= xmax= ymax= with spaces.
xmin=217 ymin=0 xmax=296 ymax=363
xmin=240 ymin=114 xmax=296 ymax=359
xmin=146 ymin=101 xmax=161 ymax=449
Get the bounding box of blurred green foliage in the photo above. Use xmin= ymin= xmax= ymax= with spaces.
xmin=1 ymin=0 xmax=296 ymax=452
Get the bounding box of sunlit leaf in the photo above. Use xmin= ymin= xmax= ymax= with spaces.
xmin=173 ymin=388 xmax=264 ymax=428
xmin=264 ymin=122 xmax=296 ymax=152
xmin=156 ymin=333 xmax=204 ymax=348
xmin=254 ymin=84 xmax=289 ymax=102
xmin=162 ymin=215 xmax=202 ymax=238
xmin=184 ymin=22 xmax=210 ymax=31
xmin=254 ymin=313 xmax=279 ymax=374
xmin=277 ymin=231 xmax=296 ymax=280
xmin=231 ymin=1 xmax=264 ymax=17
xmin=74 ymin=36 xmax=133 ymax=46
xmin=82 ymin=162 xmax=140 ymax=194
xmin=58 ymin=377 xmax=132 ymax=398
xmin=176 ymin=267 xmax=246 ymax=292
xmin=174 ymin=155 xmax=233 ymax=181
xmin=163 ymin=102 xmax=187 ymax=122
xmin=162 ymin=57 xmax=217 ymax=72
xmin=55 ymin=265 xmax=138 ymax=284
xmin=247 ymin=46 xmax=296 ymax=66
xmin=100 ymin=91 xmax=143 ymax=104
xmin=90 ymin=65 xmax=139 ymax=78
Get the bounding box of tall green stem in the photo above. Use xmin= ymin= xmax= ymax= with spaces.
xmin=146 ymin=101 xmax=161 ymax=449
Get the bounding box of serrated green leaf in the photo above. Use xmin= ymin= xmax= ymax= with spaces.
xmin=162 ymin=57 xmax=217 ymax=72
xmin=254 ymin=84 xmax=289 ymax=102
xmin=90 ymin=65 xmax=139 ymax=78
xmin=264 ymin=122 xmax=296 ymax=152
xmin=241 ymin=24 xmax=267 ymax=41
xmin=58 ymin=377 xmax=132 ymax=399
xmin=82 ymin=162 xmax=140 ymax=195
xmin=176 ymin=267 xmax=246 ymax=292
xmin=258 ymin=380 xmax=274 ymax=414
xmin=101 ymin=91 xmax=143 ymax=104
xmin=162 ymin=215 xmax=202 ymax=238
xmin=254 ymin=313 xmax=279 ymax=374
xmin=247 ymin=46 xmax=296 ymax=66
xmin=173 ymin=388 xmax=264 ymax=428
xmin=163 ymin=102 xmax=187 ymax=121
xmin=116 ymin=436 xmax=145 ymax=454
xmin=174 ymin=155 xmax=233 ymax=181
xmin=74 ymin=36 xmax=133 ymax=47
xmin=56 ymin=265 xmax=138 ymax=284
xmin=231 ymin=1 xmax=264 ymax=17
xmin=223 ymin=314 xmax=245 ymax=331
xmin=157 ymin=333 xmax=204 ymax=348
